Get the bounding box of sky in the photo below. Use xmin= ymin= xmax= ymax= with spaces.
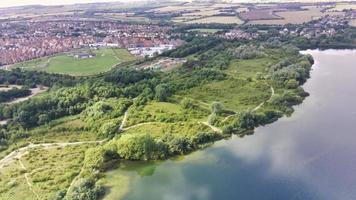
xmin=0 ymin=0 xmax=133 ymax=8
xmin=0 ymin=0 xmax=345 ymax=8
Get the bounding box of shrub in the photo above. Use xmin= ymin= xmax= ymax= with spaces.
xmin=285 ymin=79 xmax=299 ymax=89
xmin=100 ymin=121 xmax=120 ymax=137
xmin=66 ymin=178 xmax=105 ymax=200
xmin=154 ymin=84 xmax=170 ymax=102
xmin=181 ymin=98 xmax=194 ymax=109
xmin=190 ymin=132 xmax=222 ymax=146
xmin=161 ymin=133 xmax=192 ymax=155
xmin=211 ymin=102 xmax=224 ymax=115
xmin=116 ymin=134 xmax=168 ymax=160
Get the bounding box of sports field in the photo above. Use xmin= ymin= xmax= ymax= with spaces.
xmin=187 ymin=28 xmax=223 ymax=33
xmin=11 ymin=48 xmax=136 ymax=76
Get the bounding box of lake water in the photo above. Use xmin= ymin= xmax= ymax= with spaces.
xmin=104 ymin=49 xmax=356 ymax=200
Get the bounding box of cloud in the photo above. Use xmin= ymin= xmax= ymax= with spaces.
xmin=0 ymin=0 xmax=133 ymax=8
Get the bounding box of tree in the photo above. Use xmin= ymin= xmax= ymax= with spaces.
xmin=208 ymin=113 xmax=218 ymax=125
xmin=116 ymin=133 xmax=168 ymax=160
xmin=66 ymin=178 xmax=105 ymax=200
xmin=181 ymin=98 xmax=194 ymax=109
xmin=211 ymin=102 xmax=224 ymax=115
xmin=100 ymin=122 xmax=119 ymax=137
xmin=234 ymin=111 xmax=258 ymax=130
xmin=285 ymin=79 xmax=299 ymax=89
xmin=154 ymin=84 xmax=170 ymax=102
xmin=38 ymin=114 xmax=50 ymax=125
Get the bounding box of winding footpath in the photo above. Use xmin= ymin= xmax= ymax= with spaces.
xmin=201 ymin=121 xmax=222 ymax=133
xmin=119 ymin=110 xmax=129 ymax=130
xmin=222 ymin=86 xmax=275 ymax=123
xmin=19 ymin=159 xmax=40 ymax=200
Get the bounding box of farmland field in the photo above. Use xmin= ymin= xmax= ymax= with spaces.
xmin=151 ymin=5 xmax=204 ymax=13
xmin=184 ymin=16 xmax=244 ymax=24
xmin=10 ymin=48 xmax=136 ymax=76
xmin=247 ymin=8 xmax=339 ymax=25
xmin=349 ymin=19 xmax=356 ymax=27
xmin=326 ymin=3 xmax=356 ymax=11
xmin=239 ymin=9 xmax=282 ymax=21
xmin=94 ymin=13 xmax=150 ymax=22
xmin=183 ymin=9 xmax=221 ymax=17
xmin=236 ymin=7 xmax=249 ymax=13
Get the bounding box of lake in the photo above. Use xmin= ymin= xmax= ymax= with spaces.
xmin=103 ymin=49 xmax=356 ymax=200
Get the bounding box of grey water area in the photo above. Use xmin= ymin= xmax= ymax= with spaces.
xmin=104 ymin=49 xmax=356 ymax=200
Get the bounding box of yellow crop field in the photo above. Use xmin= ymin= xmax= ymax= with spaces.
xmin=248 ymin=8 xmax=339 ymax=25
xmin=349 ymin=19 xmax=356 ymax=27
xmin=327 ymin=3 xmax=356 ymax=11
xmin=185 ymin=16 xmax=244 ymax=24
xmin=236 ymin=7 xmax=249 ymax=13
xmin=211 ymin=3 xmax=241 ymax=8
xmin=152 ymin=6 xmax=204 ymax=13
xmin=172 ymin=16 xmax=200 ymax=23
xmin=183 ymin=9 xmax=221 ymax=17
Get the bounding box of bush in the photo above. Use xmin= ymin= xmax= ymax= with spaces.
xmin=285 ymin=79 xmax=299 ymax=89
xmin=83 ymin=143 xmax=118 ymax=171
xmin=162 ymin=133 xmax=192 ymax=155
xmin=100 ymin=121 xmax=120 ymax=137
xmin=190 ymin=132 xmax=222 ymax=146
xmin=233 ymin=111 xmax=261 ymax=130
xmin=208 ymin=113 xmax=219 ymax=126
xmin=116 ymin=134 xmax=168 ymax=160
xmin=154 ymin=84 xmax=170 ymax=102
xmin=66 ymin=178 xmax=105 ymax=200
xmin=211 ymin=102 xmax=224 ymax=115
xmin=181 ymin=98 xmax=194 ymax=109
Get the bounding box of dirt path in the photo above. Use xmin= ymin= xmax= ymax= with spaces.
xmin=119 ymin=111 xmax=129 ymax=130
xmin=5 ymin=86 xmax=48 ymax=105
xmin=222 ymin=86 xmax=275 ymax=122
xmin=252 ymin=86 xmax=275 ymax=112
xmin=201 ymin=121 xmax=222 ymax=133
xmin=18 ymin=159 xmax=41 ymax=200
xmin=268 ymin=86 xmax=275 ymax=102
xmin=66 ymin=164 xmax=84 ymax=197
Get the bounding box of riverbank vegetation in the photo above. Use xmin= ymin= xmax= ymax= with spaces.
xmin=0 ymin=38 xmax=314 ymax=199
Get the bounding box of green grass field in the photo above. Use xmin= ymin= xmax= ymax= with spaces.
xmin=126 ymin=101 xmax=209 ymax=127
xmin=11 ymin=48 xmax=136 ymax=76
xmin=187 ymin=28 xmax=224 ymax=33
xmin=124 ymin=122 xmax=211 ymax=138
xmin=179 ymin=58 xmax=272 ymax=112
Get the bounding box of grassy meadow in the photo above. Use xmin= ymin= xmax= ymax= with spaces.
xmin=0 ymin=144 xmax=94 ymax=200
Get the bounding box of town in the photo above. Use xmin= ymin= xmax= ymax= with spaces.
xmin=0 ymin=20 xmax=183 ymax=65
